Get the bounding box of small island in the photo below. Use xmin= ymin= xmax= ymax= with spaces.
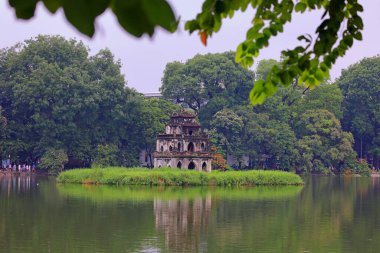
xmin=58 ymin=112 xmax=303 ymax=186
xmin=57 ymin=167 xmax=303 ymax=186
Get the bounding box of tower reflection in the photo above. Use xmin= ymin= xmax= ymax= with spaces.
xmin=154 ymin=195 xmax=211 ymax=252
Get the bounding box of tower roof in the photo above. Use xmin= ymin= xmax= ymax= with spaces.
xmin=171 ymin=111 xmax=196 ymax=118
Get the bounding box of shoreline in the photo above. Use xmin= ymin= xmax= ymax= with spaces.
xmin=57 ymin=167 xmax=304 ymax=186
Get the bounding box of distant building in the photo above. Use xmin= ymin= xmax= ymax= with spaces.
xmin=153 ymin=112 xmax=212 ymax=172
xmin=143 ymin=92 xmax=162 ymax=98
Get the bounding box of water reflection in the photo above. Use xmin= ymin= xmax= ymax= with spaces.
xmin=56 ymin=184 xmax=303 ymax=253
xmin=154 ymin=196 xmax=211 ymax=253
xmin=3 ymin=176 xmax=380 ymax=253
xmin=0 ymin=173 xmax=38 ymax=197
xmin=56 ymin=185 xmax=303 ymax=202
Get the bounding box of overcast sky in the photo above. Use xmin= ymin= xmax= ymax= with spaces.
xmin=1 ymin=1 xmax=379 ymax=93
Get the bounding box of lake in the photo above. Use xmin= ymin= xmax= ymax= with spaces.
xmin=0 ymin=174 xmax=379 ymax=253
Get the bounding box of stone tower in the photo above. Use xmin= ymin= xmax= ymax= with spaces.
xmin=153 ymin=112 xmax=212 ymax=172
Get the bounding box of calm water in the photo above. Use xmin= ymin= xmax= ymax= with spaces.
xmin=1 ymin=174 xmax=380 ymax=253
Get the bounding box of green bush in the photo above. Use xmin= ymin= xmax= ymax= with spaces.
xmin=39 ymin=148 xmax=68 ymax=174
xmin=344 ymin=159 xmax=372 ymax=177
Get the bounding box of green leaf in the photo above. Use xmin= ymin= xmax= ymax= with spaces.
xmin=199 ymin=12 xmax=214 ymax=28
xmin=343 ymin=35 xmax=353 ymax=47
xmin=184 ymin=20 xmax=200 ymax=33
xmin=111 ymin=0 xmax=154 ymax=37
xmin=214 ymin=0 xmax=226 ymax=14
xmin=62 ymin=0 xmax=109 ymax=37
xmin=235 ymin=43 xmax=244 ymax=63
xmin=142 ymin=0 xmax=177 ymax=32
xmin=9 ymin=0 xmax=38 ymax=19
xmin=314 ymin=69 xmax=324 ymax=82
xmin=278 ymin=71 xmax=292 ymax=86
xmin=353 ymin=32 xmax=362 ymax=41
xmin=263 ymin=28 xmax=272 ymax=38
xmin=249 ymin=80 xmax=265 ymax=105
xmin=247 ymin=27 xmax=259 ymax=40
xmin=43 ymin=0 xmax=61 ymax=13
xmin=241 ymin=56 xmax=254 ymax=69
xmin=295 ymin=2 xmax=307 ymax=13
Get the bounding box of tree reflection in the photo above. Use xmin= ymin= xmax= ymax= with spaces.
xmin=4 ymin=177 xmax=379 ymax=253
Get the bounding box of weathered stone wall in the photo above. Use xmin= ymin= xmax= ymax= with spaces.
xmin=156 ymin=139 xmax=208 ymax=153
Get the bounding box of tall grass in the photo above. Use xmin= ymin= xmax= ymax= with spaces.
xmin=57 ymin=167 xmax=303 ymax=186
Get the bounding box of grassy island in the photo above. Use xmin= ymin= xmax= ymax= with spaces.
xmin=57 ymin=167 xmax=303 ymax=186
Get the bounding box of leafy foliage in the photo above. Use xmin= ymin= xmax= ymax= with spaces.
xmin=294 ymin=109 xmax=356 ymax=173
xmin=211 ymin=146 xmax=228 ymax=171
xmin=237 ymin=106 xmax=299 ymax=170
xmin=161 ymin=52 xmax=254 ymax=113
xmin=8 ymin=0 xmax=178 ymax=37
xmin=210 ymin=108 xmax=244 ymax=157
xmin=39 ymin=148 xmax=68 ymax=173
xmin=0 ymin=35 xmax=131 ymax=163
xmin=161 ymin=56 xmax=361 ymax=173
xmin=338 ymin=56 xmax=380 ymax=165
xmin=293 ymin=83 xmax=343 ymax=119
xmin=0 ymin=109 xmax=6 ymax=140
xmin=124 ymin=97 xmax=181 ymax=167
xmin=93 ymin=144 xmax=120 ymax=168
xmin=344 ymin=159 xmax=372 ymax=177
xmin=0 ymin=35 xmax=179 ymax=167
xmin=186 ymin=0 xmax=363 ymax=105
xmin=9 ymin=1 xmax=365 ymax=104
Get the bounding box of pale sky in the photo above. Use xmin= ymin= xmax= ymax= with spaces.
xmin=1 ymin=1 xmax=379 ymax=93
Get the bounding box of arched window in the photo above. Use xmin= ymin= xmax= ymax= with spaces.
xmin=202 ymin=162 xmax=207 ymax=172
xmin=201 ymin=143 xmax=205 ymax=151
xmin=177 ymin=142 xmax=181 ymax=151
xmin=169 ymin=146 xmax=173 ymax=151
xmin=188 ymin=161 xmax=195 ymax=170
xmin=177 ymin=161 xmax=182 ymax=168
xmin=187 ymin=142 xmax=194 ymax=152
xmin=160 ymin=146 xmax=164 ymax=152
xmin=189 ymin=130 xmax=193 ymax=136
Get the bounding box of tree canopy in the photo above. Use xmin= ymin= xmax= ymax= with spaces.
xmin=161 ymin=55 xmax=363 ymax=173
xmin=8 ymin=0 xmax=364 ymax=105
xmin=161 ymin=51 xmax=254 ymax=112
xmin=0 ymin=35 xmax=178 ymax=169
xmin=0 ymin=35 xmax=377 ymax=174
xmin=161 ymin=52 xmax=254 ymax=128
xmin=294 ymin=109 xmax=355 ymax=173
xmin=338 ymin=56 xmax=380 ymax=167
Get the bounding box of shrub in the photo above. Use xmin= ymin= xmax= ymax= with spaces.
xmin=211 ymin=146 xmax=228 ymax=171
xmin=39 ymin=148 xmax=68 ymax=174
xmin=344 ymin=159 xmax=372 ymax=177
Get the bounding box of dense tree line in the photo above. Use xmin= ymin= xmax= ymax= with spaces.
xmin=0 ymin=36 xmax=378 ymax=174
xmin=0 ymin=35 xmax=179 ymax=171
xmin=338 ymin=57 xmax=380 ymax=169
xmin=162 ymin=55 xmax=378 ymax=174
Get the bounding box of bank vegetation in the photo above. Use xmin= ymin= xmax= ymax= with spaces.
xmin=57 ymin=167 xmax=303 ymax=186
